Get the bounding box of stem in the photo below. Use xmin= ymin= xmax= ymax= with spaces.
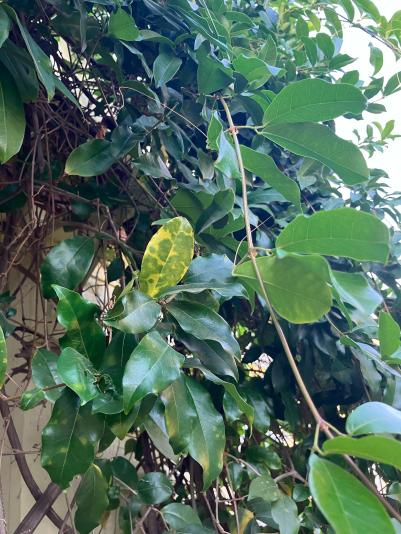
xmin=219 ymin=96 xmax=401 ymax=523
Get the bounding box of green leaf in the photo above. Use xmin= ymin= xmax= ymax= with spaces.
xmin=20 ymin=387 xmax=45 ymax=411
xmin=323 ymin=435 xmax=401 ymax=471
xmin=308 ymin=455 xmax=394 ymax=534
xmin=106 ymin=404 xmax=140 ymax=440
xmin=75 ymin=464 xmax=109 ymax=534
xmin=233 ymin=54 xmax=271 ymax=89
xmin=263 ymin=79 xmax=366 ymax=125
xmin=215 ymin=132 xmax=240 ymax=179
xmin=330 ymin=271 xmax=382 ymax=318
xmin=384 ymin=72 xmax=401 ymax=97
xmin=262 ymin=122 xmax=369 ymax=185
xmin=0 ymin=6 xmax=10 ymax=48
xmin=111 ymin=456 xmax=138 ymax=490
xmin=0 ymin=40 xmax=39 ymax=103
xmin=248 ymin=474 xmax=280 ymax=502
xmin=316 ymin=33 xmax=335 ymax=59
xmin=65 ymin=139 xmax=114 ymax=177
xmin=108 ymin=7 xmax=139 ymax=41
xmin=353 ymin=0 xmax=381 ymax=22
xmin=143 ymin=401 xmax=179 ymax=462
xmin=179 ymin=332 xmax=238 ymax=381
xmin=167 ymin=301 xmax=241 ymax=359
xmin=139 ymin=217 xmax=194 ymax=298
xmin=153 ymin=50 xmax=182 ymax=88
xmin=32 ymin=349 xmax=63 ymax=402
xmin=0 ymin=67 xmax=26 ymax=163
xmin=346 ymin=401 xmax=401 ymax=435
xmin=12 ymin=12 xmax=55 ymax=100
xmin=184 ymin=375 xmax=225 ymax=489
xmin=191 ymin=363 xmax=253 ymax=428
xmin=0 ymin=325 xmax=6 ymax=388
xmin=53 ymin=285 xmax=106 ymax=367
xmin=271 ymin=495 xmax=300 ymax=534
xmin=379 ymin=311 xmax=400 ymax=359
xmin=123 ymin=331 xmax=184 ymax=413
xmin=369 ymin=44 xmax=383 ymax=75
xmin=41 ymin=389 xmax=103 ymax=489
xmin=161 ymin=375 xmax=197 ymax=454
xmin=103 ymin=290 xmax=160 ymax=334
xmin=162 ymin=503 xmax=202 ymax=530
xmin=207 ymin=112 xmax=223 ymax=151
xmin=234 ymin=254 xmax=332 ymax=324
xmin=196 ymin=189 xmax=235 ymax=234
xmin=57 ymin=347 xmax=98 ymax=405
xmin=137 ymin=472 xmax=173 ymax=504
xmin=196 ymin=46 xmax=234 ymax=94
xmin=276 ymin=208 xmax=389 ymax=262
xmin=40 ymin=236 xmax=95 ymax=299
xmin=240 ymin=145 xmax=301 ymax=210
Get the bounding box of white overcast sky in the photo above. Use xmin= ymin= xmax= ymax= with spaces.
xmin=336 ymin=1 xmax=400 ymax=191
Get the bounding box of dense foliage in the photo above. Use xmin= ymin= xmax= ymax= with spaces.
xmin=1 ymin=0 xmax=401 ymax=532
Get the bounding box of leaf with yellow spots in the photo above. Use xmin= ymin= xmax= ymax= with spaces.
xmin=139 ymin=217 xmax=194 ymax=298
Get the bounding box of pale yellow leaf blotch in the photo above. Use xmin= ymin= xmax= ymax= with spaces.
xmin=139 ymin=217 xmax=194 ymax=298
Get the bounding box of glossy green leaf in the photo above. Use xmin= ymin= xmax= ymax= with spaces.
xmin=20 ymin=387 xmax=45 ymax=411
xmin=123 ymin=331 xmax=184 ymax=413
xmin=106 ymin=404 xmax=140 ymax=440
xmin=309 ymin=455 xmax=394 ymax=534
xmin=40 ymin=236 xmax=95 ymax=298
xmin=137 ymin=472 xmax=173 ymax=504
xmin=271 ymin=495 xmax=300 ymax=534
xmin=32 ymin=349 xmax=63 ymax=402
xmin=139 ymin=217 xmax=194 ymax=298
xmin=330 ymin=271 xmax=382 ymax=318
xmin=0 ymin=67 xmax=26 ymax=163
xmin=57 ymin=347 xmax=98 ymax=405
xmin=191 ymin=363 xmax=253 ymax=427
xmin=248 ymin=473 xmax=280 ymax=502
xmin=379 ymin=311 xmax=400 ymax=359
xmin=53 ymin=285 xmax=106 ymax=367
xmin=179 ymin=332 xmax=238 ymax=381
xmin=0 ymin=325 xmax=6 ymax=388
xmin=263 ymin=122 xmax=369 ymax=185
xmin=263 ymin=79 xmax=366 ymax=125
xmin=167 ymin=301 xmax=241 ymax=359
xmin=65 ymin=139 xmax=114 ymax=176
xmin=153 ymin=50 xmax=182 ymax=88
xmin=108 ymin=7 xmax=139 ymax=41
xmin=240 ymin=145 xmax=301 ymax=210
xmin=12 ymin=11 xmax=55 ymax=100
xmin=111 ymin=456 xmax=138 ymax=490
xmin=346 ymin=401 xmax=401 ymax=435
xmin=276 ymin=208 xmax=389 ymax=262
xmin=161 ymin=375 xmax=197 ymax=454
xmin=0 ymin=40 xmax=39 ymax=103
xmin=0 ymin=7 xmax=10 ymax=48
xmin=41 ymin=389 xmax=103 ymax=489
xmin=143 ymin=401 xmax=178 ymax=462
xmin=184 ymin=375 xmax=225 ymax=489
xmin=162 ymin=503 xmax=202 ymax=530
xmin=234 ymin=254 xmax=332 ymax=324
xmin=104 ymin=290 xmax=160 ymax=334
xmin=75 ymin=464 xmax=109 ymax=534
xmin=323 ymin=435 xmax=401 ymax=471
xmin=207 ymin=112 xmax=223 ymax=151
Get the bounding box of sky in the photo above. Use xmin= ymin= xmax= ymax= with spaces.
xmin=336 ymin=1 xmax=400 ymax=191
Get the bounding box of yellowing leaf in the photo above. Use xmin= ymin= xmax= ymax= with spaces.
xmin=139 ymin=217 xmax=194 ymax=298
